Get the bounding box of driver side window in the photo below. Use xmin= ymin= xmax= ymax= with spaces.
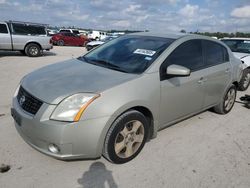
xmin=160 ymin=39 xmax=203 ymax=81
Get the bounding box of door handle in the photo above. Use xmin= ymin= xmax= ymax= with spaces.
xmin=225 ymin=68 xmax=230 ymax=73
xmin=198 ymin=77 xmax=204 ymax=84
xmin=198 ymin=77 xmax=207 ymax=84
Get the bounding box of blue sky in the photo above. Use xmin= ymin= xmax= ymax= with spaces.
xmin=1 ymin=0 xmax=250 ymax=32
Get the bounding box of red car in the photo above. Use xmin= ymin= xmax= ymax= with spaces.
xmin=51 ymin=32 xmax=89 ymax=46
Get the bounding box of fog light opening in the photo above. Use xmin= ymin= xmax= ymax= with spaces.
xmin=48 ymin=144 xmax=60 ymax=154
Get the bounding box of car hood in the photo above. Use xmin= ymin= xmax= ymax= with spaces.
xmin=233 ymin=52 xmax=250 ymax=59
xmin=21 ymin=58 xmax=137 ymax=104
xmin=87 ymin=41 xmax=104 ymax=46
xmin=233 ymin=52 xmax=250 ymax=67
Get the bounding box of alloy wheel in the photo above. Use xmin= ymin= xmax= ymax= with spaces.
xmin=29 ymin=46 xmax=38 ymax=56
xmin=114 ymin=120 xmax=145 ymax=158
xmin=243 ymin=72 xmax=250 ymax=88
xmin=224 ymin=88 xmax=236 ymax=111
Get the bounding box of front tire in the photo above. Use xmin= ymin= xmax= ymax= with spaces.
xmin=103 ymin=110 xmax=149 ymax=164
xmin=213 ymin=84 xmax=237 ymax=114
xmin=25 ymin=43 xmax=41 ymax=57
xmin=238 ymin=69 xmax=250 ymax=91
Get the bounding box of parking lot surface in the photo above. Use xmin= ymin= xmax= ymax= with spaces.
xmin=0 ymin=47 xmax=250 ymax=188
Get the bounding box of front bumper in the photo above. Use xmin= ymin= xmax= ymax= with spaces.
xmin=11 ymin=97 xmax=111 ymax=160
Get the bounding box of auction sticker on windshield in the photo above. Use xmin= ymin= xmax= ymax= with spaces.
xmin=134 ymin=49 xmax=156 ymax=56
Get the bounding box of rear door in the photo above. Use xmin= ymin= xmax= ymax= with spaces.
xmin=159 ymin=39 xmax=207 ymax=127
xmin=202 ymin=40 xmax=231 ymax=107
xmin=0 ymin=22 xmax=12 ymax=50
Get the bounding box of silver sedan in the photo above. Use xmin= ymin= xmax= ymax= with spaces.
xmin=11 ymin=33 xmax=242 ymax=163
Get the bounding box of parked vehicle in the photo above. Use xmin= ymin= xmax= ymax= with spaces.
xmin=88 ymin=30 xmax=107 ymax=40
xmin=78 ymin=29 xmax=88 ymax=36
xmin=59 ymin=29 xmax=80 ymax=35
xmin=51 ymin=32 xmax=89 ymax=46
xmin=221 ymin=38 xmax=250 ymax=91
xmin=0 ymin=20 xmax=52 ymax=57
xmin=47 ymin=29 xmax=58 ymax=36
xmin=86 ymin=36 xmax=117 ymax=51
xmin=11 ymin=33 xmax=242 ymax=164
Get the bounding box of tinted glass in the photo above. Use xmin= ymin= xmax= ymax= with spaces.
xmin=72 ymin=30 xmax=80 ymax=35
xmin=81 ymin=35 xmax=175 ymax=74
xmin=65 ymin=33 xmax=75 ymax=37
xmin=222 ymin=39 xmax=250 ymax=54
xmin=203 ymin=40 xmax=224 ymax=66
xmin=0 ymin=24 xmax=8 ymax=33
xmin=60 ymin=29 xmax=71 ymax=33
xmin=165 ymin=40 xmax=203 ymax=71
xmin=12 ymin=23 xmax=46 ymax=35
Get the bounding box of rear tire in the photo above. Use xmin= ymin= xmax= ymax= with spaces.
xmin=238 ymin=69 xmax=250 ymax=91
xmin=57 ymin=40 xmax=64 ymax=46
xmin=103 ymin=110 xmax=149 ymax=164
xmin=25 ymin=43 xmax=41 ymax=57
xmin=213 ymin=84 xmax=237 ymax=114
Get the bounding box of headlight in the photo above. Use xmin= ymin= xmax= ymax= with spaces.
xmin=14 ymin=84 xmax=20 ymax=97
xmin=50 ymin=93 xmax=100 ymax=122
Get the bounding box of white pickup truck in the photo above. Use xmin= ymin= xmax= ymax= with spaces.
xmin=0 ymin=21 xmax=53 ymax=57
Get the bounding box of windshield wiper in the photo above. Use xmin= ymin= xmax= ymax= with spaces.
xmin=88 ymin=59 xmax=129 ymax=73
xmin=77 ymin=56 xmax=90 ymax=63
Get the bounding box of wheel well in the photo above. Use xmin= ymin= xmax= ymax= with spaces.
xmin=24 ymin=42 xmax=42 ymax=51
xmin=129 ymin=106 xmax=154 ymax=140
xmin=233 ymin=81 xmax=239 ymax=89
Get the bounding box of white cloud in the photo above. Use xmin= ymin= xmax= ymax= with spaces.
xmin=113 ymin=20 xmax=131 ymax=27
xmin=231 ymin=5 xmax=250 ymax=18
xmin=136 ymin=15 xmax=149 ymax=23
xmin=55 ymin=11 xmax=89 ymax=21
xmin=0 ymin=0 xmax=6 ymax=4
xmin=125 ymin=4 xmax=141 ymax=13
xmin=178 ymin=4 xmax=199 ymax=17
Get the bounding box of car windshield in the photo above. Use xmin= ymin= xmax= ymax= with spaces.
xmin=79 ymin=35 xmax=175 ymax=74
xmin=222 ymin=39 xmax=250 ymax=54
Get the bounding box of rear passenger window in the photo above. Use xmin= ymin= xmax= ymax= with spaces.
xmin=0 ymin=24 xmax=8 ymax=34
xmin=165 ymin=40 xmax=203 ymax=71
xmin=203 ymin=40 xmax=228 ymax=66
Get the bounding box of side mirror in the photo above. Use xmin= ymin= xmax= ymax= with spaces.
xmin=166 ymin=64 xmax=190 ymax=77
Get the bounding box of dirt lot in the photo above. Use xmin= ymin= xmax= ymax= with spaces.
xmin=0 ymin=47 xmax=250 ymax=188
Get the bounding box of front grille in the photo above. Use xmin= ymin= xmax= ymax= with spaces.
xmin=17 ymin=86 xmax=43 ymax=115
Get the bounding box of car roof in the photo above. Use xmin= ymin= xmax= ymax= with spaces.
xmin=128 ymin=32 xmax=194 ymax=40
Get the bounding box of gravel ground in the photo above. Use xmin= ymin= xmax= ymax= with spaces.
xmin=0 ymin=46 xmax=250 ymax=188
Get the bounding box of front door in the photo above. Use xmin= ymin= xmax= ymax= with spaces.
xmin=159 ymin=39 xmax=206 ymax=127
